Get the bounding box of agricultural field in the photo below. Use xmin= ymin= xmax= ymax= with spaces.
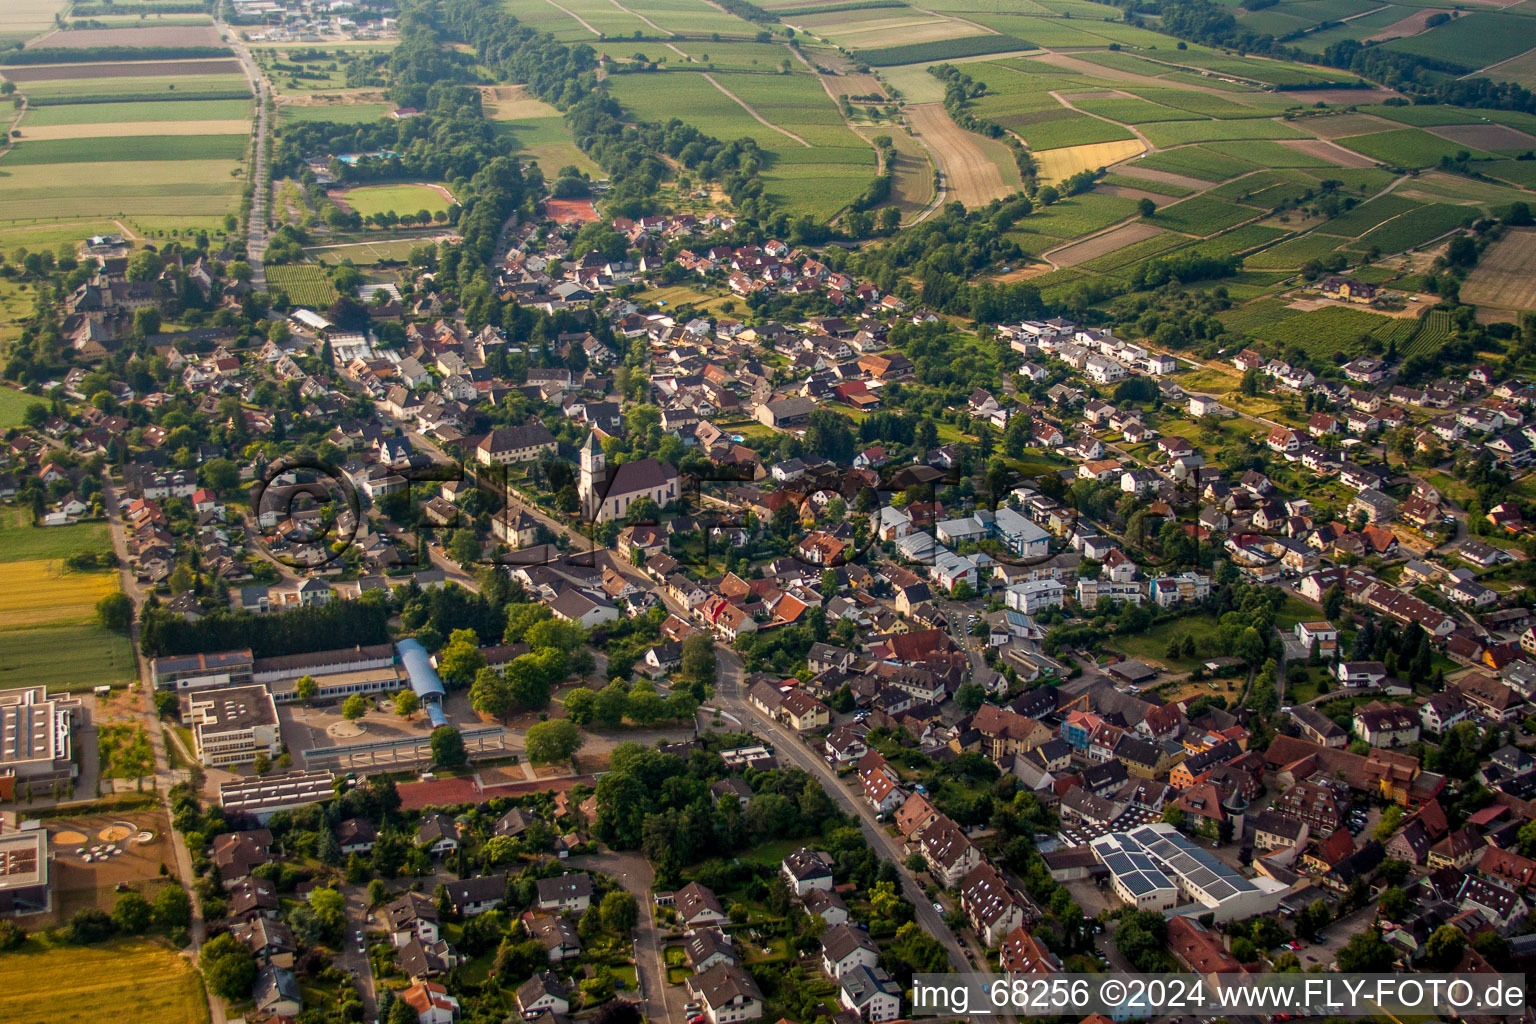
xmin=608 ymin=69 xmax=877 ymax=218
xmin=1460 ymin=227 xmax=1536 ymax=311
xmin=1335 ymin=127 xmax=1492 ymax=168
xmin=1382 ymin=10 xmax=1536 ymax=73
xmin=0 ymin=938 xmax=209 ymax=1024
xmin=0 ymin=51 xmax=253 ymax=231
xmin=0 ymin=623 xmax=138 ymax=692
xmin=1243 ymin=232 xmax=1346 ymax=269
xmin=278 ymin=102 xmax=391 ymax=125
xmin=0 ymin=560 xmax=120 ymax=630
xmin=1220 ymin=300 xmax=1400 ymax=359
xmin=1150 ymin=195 xmax=1259 ymax=236
xmin=265 ymin=264 xmax=341 ymax=307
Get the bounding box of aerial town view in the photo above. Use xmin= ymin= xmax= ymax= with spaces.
xmin=3 ymin=0 xmax=1536 ymax=1020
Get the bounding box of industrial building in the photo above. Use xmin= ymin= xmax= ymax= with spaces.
xmin=1090 ymin=823 xmax=1288 ymax=922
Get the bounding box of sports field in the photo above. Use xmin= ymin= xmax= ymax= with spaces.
xmin=335 ymin=183 xmax=455 ymax=218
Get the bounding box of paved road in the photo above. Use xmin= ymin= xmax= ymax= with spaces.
xmin=220 ymin=22 xmax=270 ymax=287
xmin=100 ymin=477 xmax=225 ymax=1024
xmin=336 ymin=883 xmax=379 ymax=1021
xmin=712 ymin=648 xmax=969 ymax=973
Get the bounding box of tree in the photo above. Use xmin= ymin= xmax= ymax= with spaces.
xmin=679 ymin=632 xmax=716 ymax=695
xmin=67 ymin=908 xmax=115 ymax=944
xmin=470 ymin=667 xmax=517 ymax=720
xmin=954 ymin=681 xmax=985 ymax=714
xmin=1335 ymin=926 xmax=1394 ymax=971
xmin=387 ymin=998 xmax=417 ymax=1024
xmin=341 ymin=694 xmax=367 ymax=721
xmin=430 ymin=725 xmax=467 ymax=768
xmin=96 ymin=592 xmax=132 ymax=631
xmin=1378 ymin=885 xmax=1409 ymax=922
xmin=601 ymin=890 xmax=638 ymax=933
xmin=1138 ymin=197 xmax=1156 ymax=217
xmin=436 ymin=629 xmax=486 ymax=688
xmin=394 ymin=688 xmax=420 ymax=718
xmin=201 ymin=933 xmax=257 ymax=999
xmin=295 ymin=675 xmax=319 ymax=702
xmin=1161 ymin=805 xmax=1186 ymax=829
xmin=448 ymin=529 xmax=481 ymax=566
xmin=111 ymin=891 xmax=152 ymax=934
xmin=153 ymin=885 xmax=191 ymax=930
xmin=526 ymin=718 xmax=584 ymax=765
xmin=1424 ymin=923 xmax=1466 ymax=969
xmin=564 ymin=686 xmax=599 ymax=724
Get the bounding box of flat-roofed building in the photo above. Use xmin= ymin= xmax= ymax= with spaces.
xmin=0 ymin=686 xmax=81 ymax=797
xmin=185 ymin=685 xmax=281 ymax=767
xmin=1090 ymin=823 xmax=1288 ymax=922
xmin=0 ymin=829 xmax=49 ymax=916
xmin=150 ymin=649 xmax=254 ymax=691
xmin=219 ymin=770 xmax=338 ymax=823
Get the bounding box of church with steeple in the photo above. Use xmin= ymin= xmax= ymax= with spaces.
xmin=578 ymin=431 xmax=680 ymax=523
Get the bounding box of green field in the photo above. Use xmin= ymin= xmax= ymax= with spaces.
xmin=308 ymin=239 xmax=425 ymax=264
xmin=0 ymin=510 xmax=109 ymax=563
xmin=607 ymin=70 xmax=875 ymax=217
xmin=0 ymin=386 xmax=45 ymax=429
xmin=1013 ymin=192 xmax=1141 ymax=240
xmin=1151 ymin=195 xmax=1259 ymax=235
xmin=1222 ymin=300 xmax=1398 ymax=358
xmin=1354 ymin=202 xmax=1474 ymax=254
xmin=0 ymin=622 xmax=138 ymax=692
xmin=1139 ymin=117 xmax=1310 ymax=148
xmin=1130 ymin=147 xmax=1257 ymax=182
xmin=1243 ymin=232 xmax=1346 ymax=269
xmin=1 ymin=134 xmax=248 ymax=166
xmin=1070 ymin=96 xmax=1204 ymax=125
xmin=22 ymin=99 xmax=252 ymax=126
xmin=19 ymin=74 xmax=251 ymax=103
xmin=1336 ymin=128 xmax=1490 ymax=168
xmin=278 ymin=103 xmax=391 ymax=125
xmin=490 ymin=115 xmax=601 ymax=178
xmin=1011 ymin=113 xmax=1136 ymax=150
xmin=1316 ymin=194 xmax=1423 ymax=237
xmin=1383 ymin=10 xmax=1536 ymax=72
xmin=265 ymin=264 xmax=340 ymax=306
xmin=855 ymin=33 xmax=1033 ymax=66
xmin=0 ymin=159 xmax=243 ymax=223
xmin=339 ymin=183 xmax=453 ymax=218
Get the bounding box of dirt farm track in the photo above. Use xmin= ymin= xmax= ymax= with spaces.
xmin=1462 ymin=227 xmax=1536 ymax=312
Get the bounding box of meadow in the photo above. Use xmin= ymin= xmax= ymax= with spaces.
xmin=0 ymin=386 xmax=45 ymax=429
xmin=278 ymin=102 xmax=391 ymax=125
xmin=0 ymin=510 xmax=109 ymax=563
xmin=0 ymin=938 xmax=209 ymax=1024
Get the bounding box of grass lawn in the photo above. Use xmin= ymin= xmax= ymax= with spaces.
xmin=1105 ymin=614 xmax=1218 ymax=673
xmin=0 ymin=386 xmax=45 ymax=428
xmin=735 ymin=837 xmax=802 ymax=868
xmin=0 ymin=936 xmax=208 ymax=1024
xmin=0 ymin=509 xmax=109 ymax=562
